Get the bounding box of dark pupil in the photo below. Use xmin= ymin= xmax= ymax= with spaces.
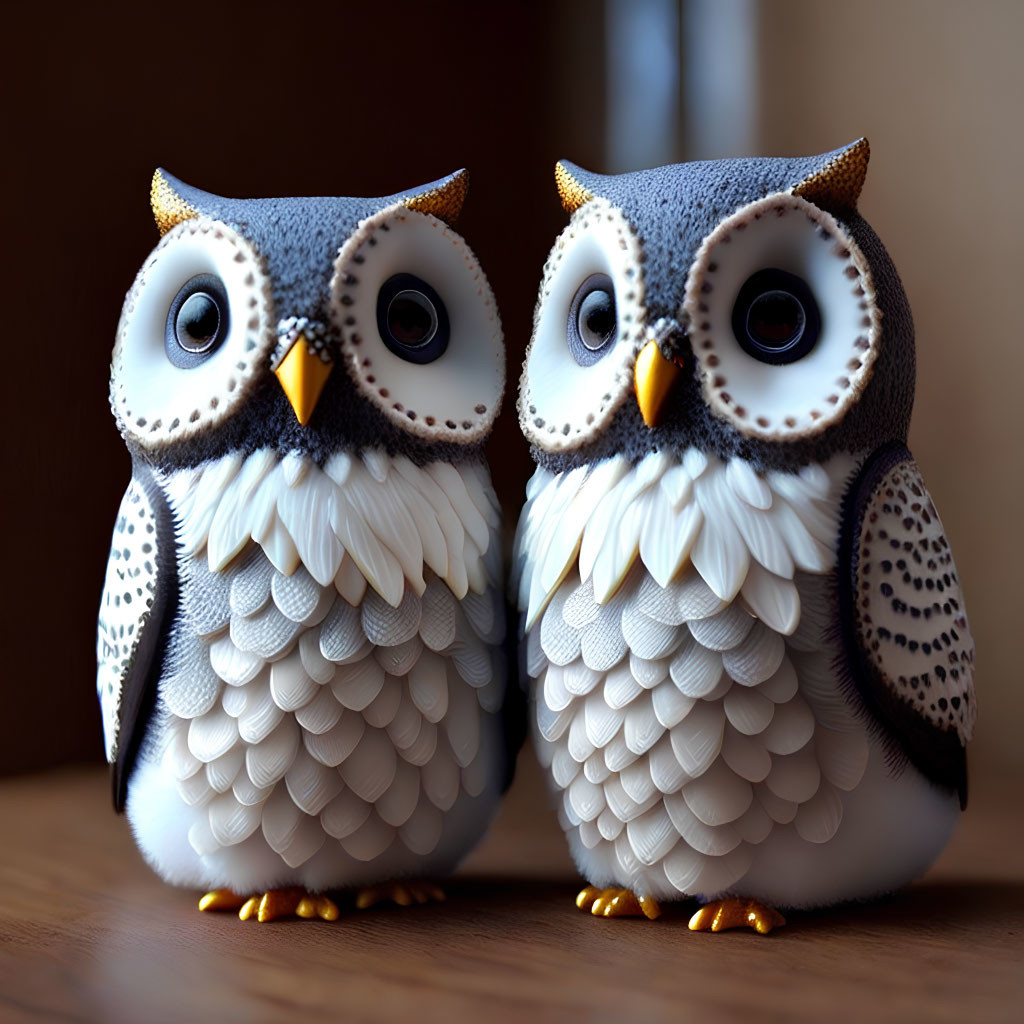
xmin=747 ymin=290 xmax=804 ymax=348
xmin=387 ymin=291 xmax=435 ymax=347
xmin=579 ymin=289 xmax=615 ymax=349
xmin=176 ymin=292 xmax=220 ymax=351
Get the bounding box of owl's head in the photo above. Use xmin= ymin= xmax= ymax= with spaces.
xmin=518 ymin=139 xmax=914 ymax=472
xmin=112 ymin=170 xmax=504 ymax=467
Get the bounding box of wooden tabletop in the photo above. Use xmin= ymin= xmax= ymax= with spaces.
xmin=1 ymin=751 xmax=1021 ymax=1023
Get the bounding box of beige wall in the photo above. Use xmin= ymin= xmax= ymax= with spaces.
xmin=758 ymin=0 xmax=1024 ymax=775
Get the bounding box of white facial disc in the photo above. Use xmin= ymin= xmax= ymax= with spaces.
xmin=111 ymin=217 xmax=274 ymax=449
xmin=519 ymin=199 xmax=647 ymax=452
xmin=330 ymin=205 xmax=504 ymax=444
xmin=683 ymin=193 xmax=881 ymax=440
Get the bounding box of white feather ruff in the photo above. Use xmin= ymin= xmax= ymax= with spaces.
xmin=515 ymin=448 xmax=849 ymax=631
xmin=127 ymin=449 xmax=508 ymax=892
xmin=164 ymin=448 xmax=499 ymax=606
xmin=514 ymin=449 xmax=958 ymax=906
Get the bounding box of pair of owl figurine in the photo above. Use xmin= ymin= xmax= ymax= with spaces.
xmin=98 ymin=139 xmax=975 ymax=932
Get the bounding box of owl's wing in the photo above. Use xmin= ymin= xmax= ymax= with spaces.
xmin=837 ymin=443 xmax=975 ymax=807
xmin=96 ymin=464 xmax=178 ymax=811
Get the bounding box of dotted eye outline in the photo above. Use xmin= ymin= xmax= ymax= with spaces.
xmin=330 ymin=204 xmax=504 ymax=443
xmin=682 ymin=192 xmax=882 ymax=441
xmin=111 ymin=217 xmax=274 ymax=450
xmin=518 ymin=198 xmax=647 ymax=451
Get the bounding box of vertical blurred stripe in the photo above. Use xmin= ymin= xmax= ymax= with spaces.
xmin=604 ymin=0 xmax=681 ymax=171
xmin=683 ymin=0 xmax=758 ymax=158
xmin=604 ymin=0 xmax=758 ymax=169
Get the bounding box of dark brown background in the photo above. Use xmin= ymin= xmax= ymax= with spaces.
xmin=2 ymin=0 xmax=1021 ymax=787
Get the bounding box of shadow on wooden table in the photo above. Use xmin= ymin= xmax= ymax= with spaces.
xmin=4 ymin=876 xmax=1021 ymax=1023
xmin=780 ymin=878 xmax=1024 ymax=936
xmin=1 ymin=765 xmax=1022 ymax=1021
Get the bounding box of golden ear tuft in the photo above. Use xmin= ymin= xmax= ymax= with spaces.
xmin=555 ymin=161 xmax=594 ymax=213
xmin=403 ymin=169 xmax=469 ymax=226
xmin=793 ymin=138 xmax=870 ymax=213
xmin=151 ymin=169 xmax=198 ymax=236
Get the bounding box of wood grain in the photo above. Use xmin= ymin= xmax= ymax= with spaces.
xmin=0 ymin=750 xmax=1021 ymax=1023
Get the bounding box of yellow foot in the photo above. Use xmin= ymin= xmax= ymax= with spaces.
xmin=200 ymin=886 xmax=340 ymax=923
xmin=198 ymin=889 xmax=247 ymax=913
xmin=688 ymin=898 xmax=785 ymax=935
xmin=355 ymin=881 xmax=446 ymax=910
xmin=576 ymin=885 xmax=661 ymax=920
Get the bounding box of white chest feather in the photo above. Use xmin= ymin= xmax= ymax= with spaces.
xmin=514 ymin=449 xmax=877 ymax=900
xmin=134 ymin=448 xmax=506 ymax=887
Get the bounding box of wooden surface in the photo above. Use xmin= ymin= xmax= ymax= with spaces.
xmin=1 ymin=751 xmax=1021 ymax=1023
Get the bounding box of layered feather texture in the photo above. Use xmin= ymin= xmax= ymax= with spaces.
xmin=515 ymin=449 xmax=853 ymax=631
xmin=514 ymin=450 xmax=871 ymax=900
xmin=163 ymin=448 xmax=500 ymax=608
xmin=151 ymin=449 xmax=507 ymax=882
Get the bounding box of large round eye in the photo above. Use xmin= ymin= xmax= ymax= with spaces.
xmin=683 ymin=193 xmax=880 ymax=440
xmin=731 ymin=268 xmax=819 ymax=364
xmin=520 ymin=199 xmax=645 ymax=452
xmin=111 ymin=218 xmax=274 ymax=450
xmin=568 ymin=273 xmax=617 ymax=364
xmin=330 ymin=205 xmax=504 ymax=443
xmin=165 ymin=274 xmax=230 ymax=368
xmin=376 ymin=273 xmax=449 ymax=364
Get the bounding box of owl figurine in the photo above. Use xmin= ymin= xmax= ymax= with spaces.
xmin=512 ymin=140 xmax=976 ymax=932
xmin=97 ymin=169 xmax=518 ymax=922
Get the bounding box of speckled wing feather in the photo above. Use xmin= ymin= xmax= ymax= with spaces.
xmin=96 ymin=464 xmax=177 ymax=811
xmin=838 ymin=443 xmax=975 ymax=806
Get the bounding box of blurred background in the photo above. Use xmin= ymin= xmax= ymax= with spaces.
xmin=2 ymin=0 xmax=1020 ymax=802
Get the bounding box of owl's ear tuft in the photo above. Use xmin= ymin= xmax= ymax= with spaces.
xmin=793 ymin=138 xmax=870 ymax=214
xmin=555 ymin=161 xmax=596 ymax=213
xmin=401 ymin=169 xmax=469 ymax=226
xmin=151 ymin=169 xmax=199 ymax=236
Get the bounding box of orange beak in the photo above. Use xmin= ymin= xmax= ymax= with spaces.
xmin=634 ymin=339 xmax=683 ymax=428
xmin=274 ymin=335 xmax=333 ymax=426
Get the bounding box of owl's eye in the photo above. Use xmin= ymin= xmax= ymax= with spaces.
xmin=568 ymin=274 xmax=617 ymax=365
xmin=176 ymin=294 xmax=220 ymax=351
xmin=683 ymin=193 xmax=881 ymax=440
xmin=731 ymin=268 xmax=820 ymax=364
xmin=376 ymin=273 xmax=450 ymax=364
xmin=165 ymin=274 xmax=230 ymax=368
xmin=112 ymin=217 xmax=274 ymax=450
xmin=519 ymin=199 xmax=645 ymax=451
xmin=331 ymin=205 xmax=503 ymax=444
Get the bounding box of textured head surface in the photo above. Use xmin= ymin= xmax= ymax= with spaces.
xmin=154 ymin=172 xmax=417 ymax=318
xmin=113 ymin=171 xmax=504 ymax=469
xmin=521 ymin=141 xmax=915 ymax=474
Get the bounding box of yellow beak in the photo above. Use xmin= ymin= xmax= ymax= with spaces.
xmin=634 ymin=339 xmax=682 ymax=428
xmin=274 ymin=336 xmax=333 ymax=426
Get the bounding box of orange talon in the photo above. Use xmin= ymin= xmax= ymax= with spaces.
xmin=228 ymin=887 xmax=339 ymax=923
xmin=198 ymin=889 xmax=246 ymax=913
xmin=688 ymin=898 xmax=786 ymax=935
xmin=576 ymin=886 xmax=661 ymax=919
